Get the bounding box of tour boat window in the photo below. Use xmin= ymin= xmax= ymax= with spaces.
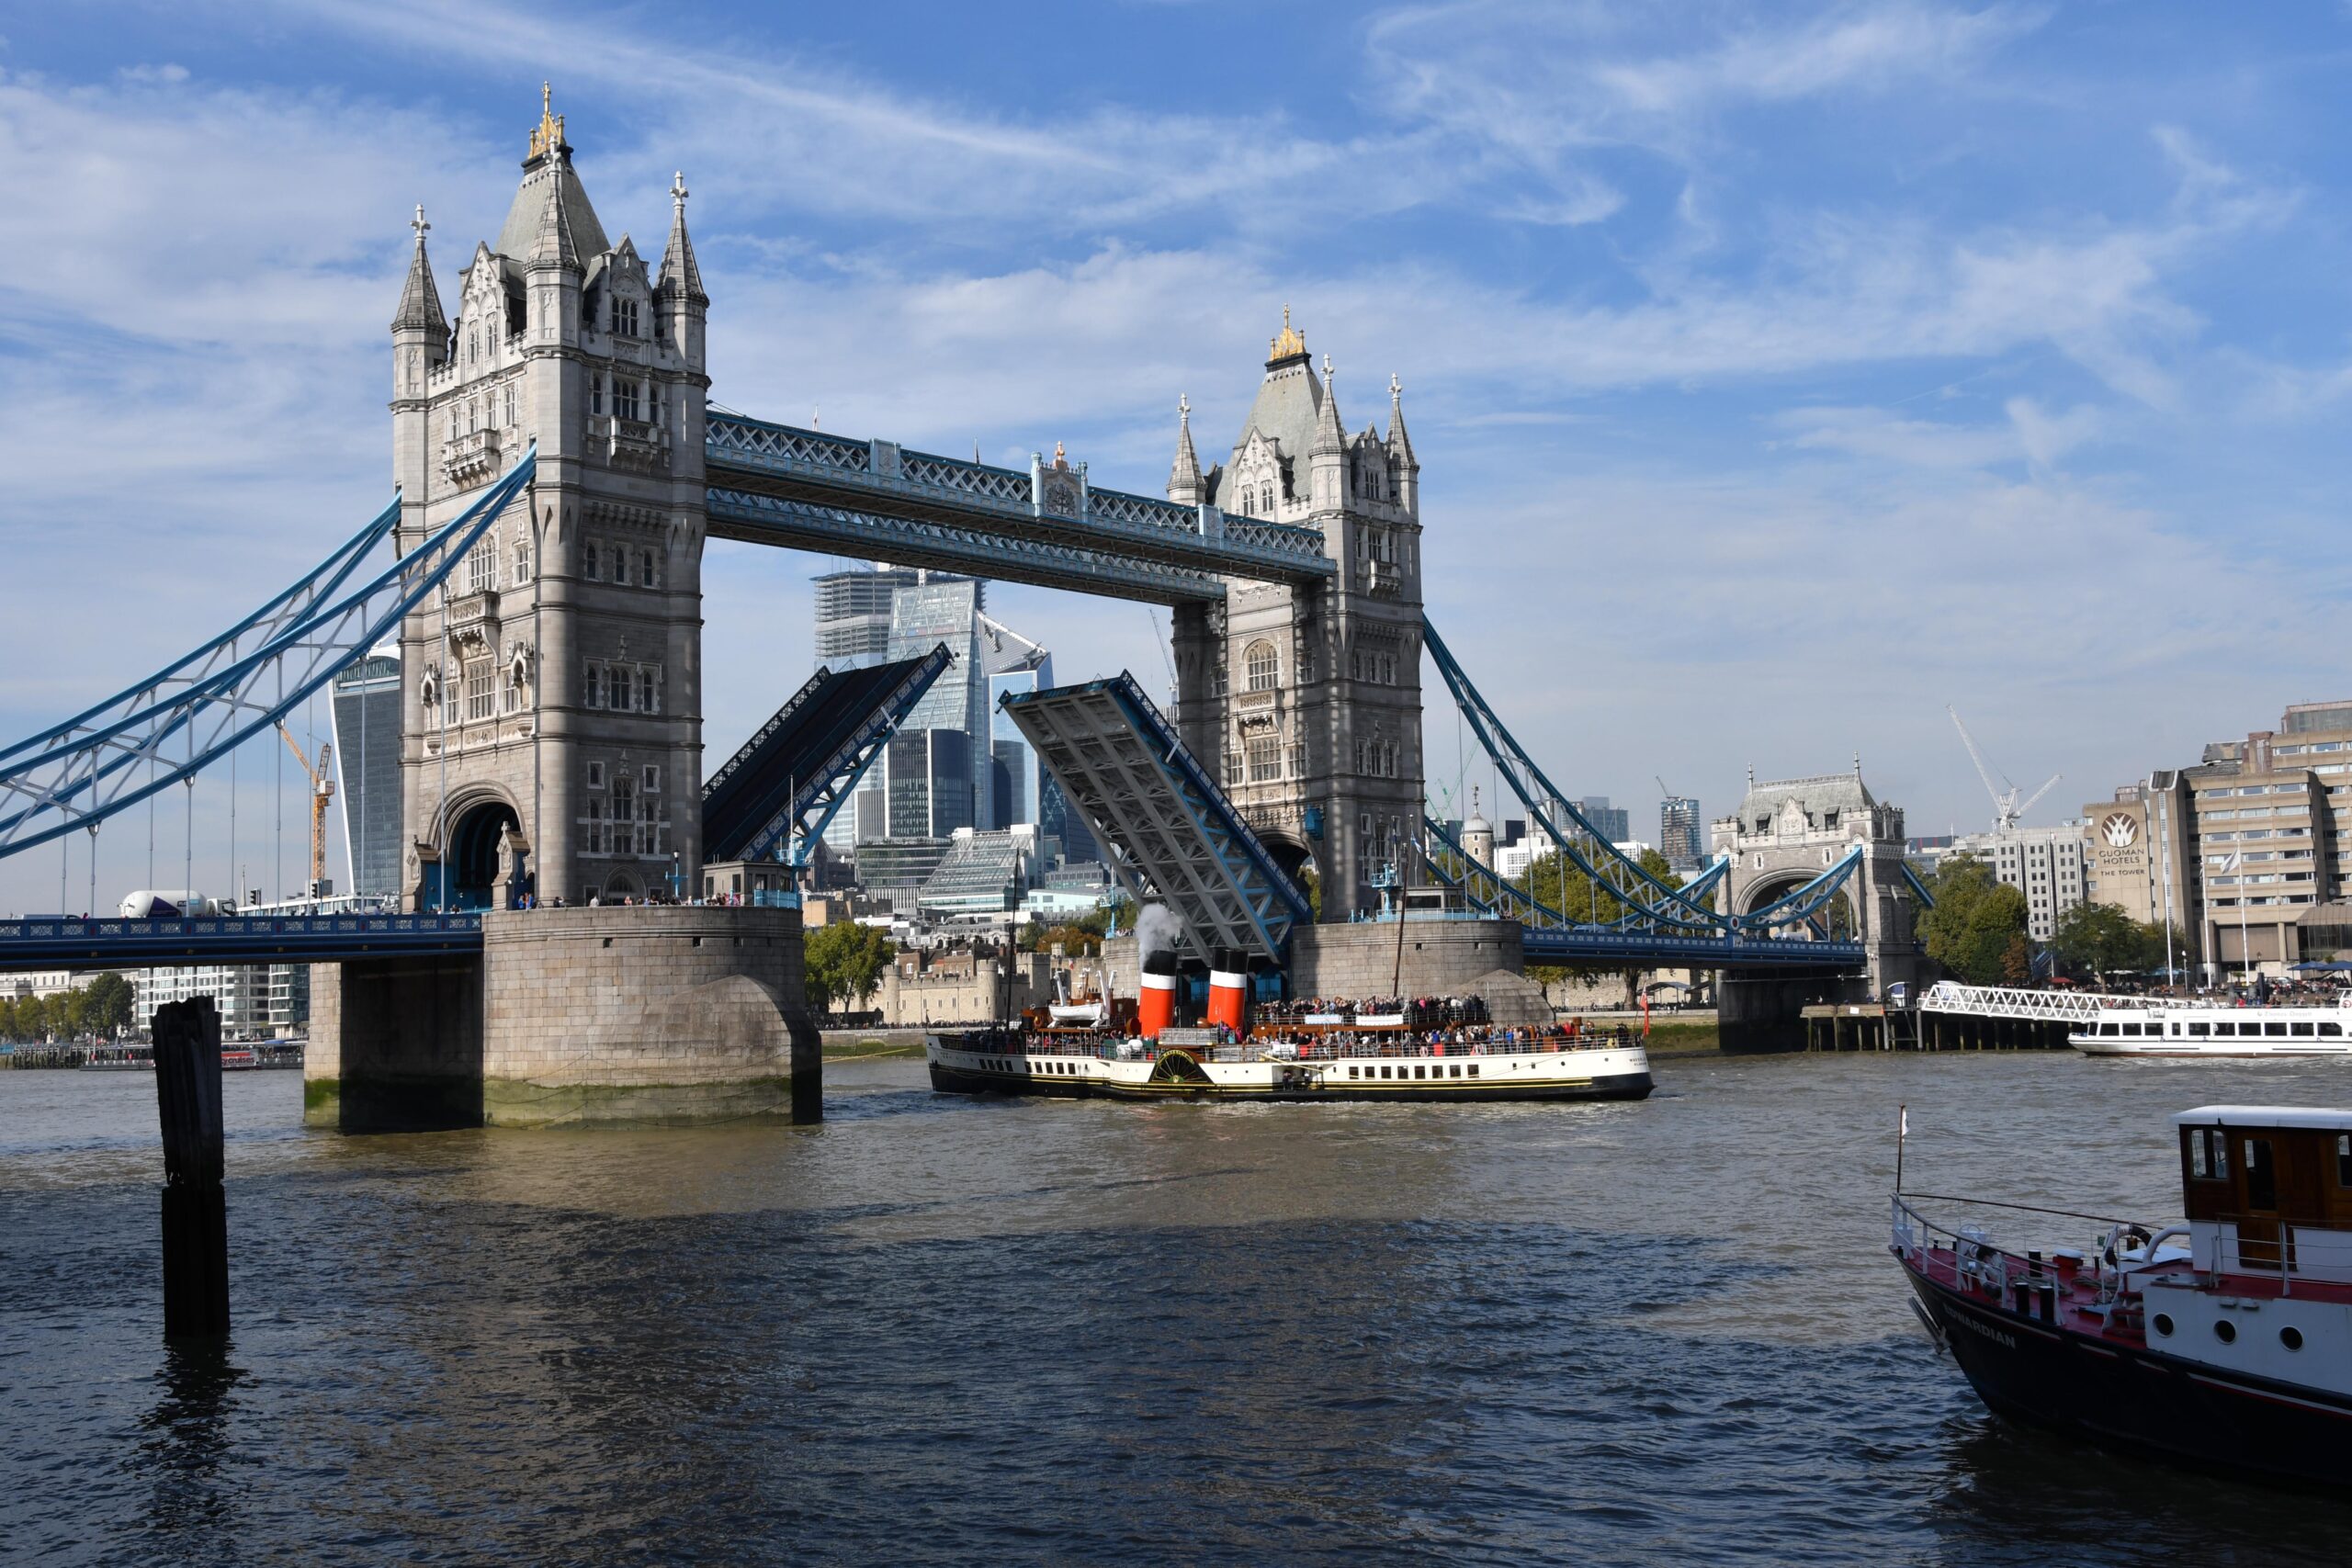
xmin=1452 ymin=1065 xmax=1464 ymax=1077
xmin=2246 ymin=1140 xmax=2278 ymax=1210
xmin=2294 ymin=1022 xmax=2316 ymax=1037
xmin=2214 ymin=1320 xmax=2237 ymax=1345
xmin=2214 ymin=1022 xmax=2238 ymax=1037
xmin=1414 ymin=1065 xmax=1427 ymax=1079
xmin=1348 ymin=1066 xmax=1358 ymax=1078
xmin=2281 ymin=1326 xmax=2305 ymax=1351
xmin=2188 ymin=1022 xmax=2211 ymax=1037
xmin=1468 ymin=1064 xmax=1479 ymax=1077
xmin=2267 ymin=1022 xmax=2289 ymax=1037
xmin=2124 ymin=1023 xmax=2143 ymax=1036
xmin=2325 ymin=1023 xmax=2345 ymax=1037
xmin=2100 ymin=1021 xmax=2118 ymax=1036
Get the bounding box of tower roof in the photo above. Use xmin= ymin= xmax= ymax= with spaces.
xmin=657 ymin=171 xmax=707 ymax=306
xmin=494 ymin=86 xmax=609 ymax=265
xmin=1231 ymin=306 xmax=1326 ymax=475
xmin=390 ymin=205 xmax=447 ymax=335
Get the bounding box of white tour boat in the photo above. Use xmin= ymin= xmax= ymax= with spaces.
xmin=2071 ymin=1001 xmax=2352 ymax=1057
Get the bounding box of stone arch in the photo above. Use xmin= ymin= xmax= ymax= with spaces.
xmin=1741 ymin=868 xmax=1854 ymax=939
xmin=430 ymin=784 xmax=521 ymax=910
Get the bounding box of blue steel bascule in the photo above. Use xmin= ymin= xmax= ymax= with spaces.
xmin=0 ymin=92 xmax=1917 ymax=1053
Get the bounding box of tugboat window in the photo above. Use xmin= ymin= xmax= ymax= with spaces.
xmin=2339 ymin=1134 xmax=2352 ymax=1186
xmin=2214 ymin=1320 xmax=2237 ymax=1345
xmin=2152 ymin=1314 xmax=2175 ymax=1337
xmin=2282 ymin=1326 xmax=2305 ymax=1350
xmin=2191 ymin=1134 xmax=2209 ymax=1179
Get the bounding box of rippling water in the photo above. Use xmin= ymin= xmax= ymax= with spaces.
xmin=7 ymin=1052 xmax=2352 ymax=1563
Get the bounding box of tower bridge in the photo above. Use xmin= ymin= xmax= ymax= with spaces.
xmin=0 ymin=92 xmax=1920 ymax=1111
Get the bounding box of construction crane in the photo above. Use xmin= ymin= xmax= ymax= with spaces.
xmin=276 ymin=724 xmax=336 ymax=897
xmin=1947 ymin=705 xmax=2058 ymax=833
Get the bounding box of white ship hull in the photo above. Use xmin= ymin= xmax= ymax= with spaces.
xmin=926 ymin=1033 xmax=1654 ymax=1102
xmin=2071 ymin=1004 xmax=2352 ymax=1057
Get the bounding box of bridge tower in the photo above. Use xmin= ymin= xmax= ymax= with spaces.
xmin=1713 ymin=764 xmax=1924 ymax=1045
xmin=1169 ymin=311 xmax=1425 ymax=922
xmin=391 ymin=90 xmax=710 ymax=909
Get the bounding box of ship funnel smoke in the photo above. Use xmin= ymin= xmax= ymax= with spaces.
xmin=1136 ymin=903 xmax=1183 ymax=960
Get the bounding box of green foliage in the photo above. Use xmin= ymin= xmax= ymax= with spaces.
xmin=1016 ymin=897 xmax=1135 ymax=954
xmin=1918 ymin=854 xmax=2031 ymax=985
xmin=804 ymin=920 xmax=896 ymax=1014
xmin=2050 ymin=901 xmax=2178 ymax=981
xmin=82 ymin=972 xmax=135 ymax=1034
xmin=1297 ymin=866 xmax=1322 ymax=922
xmin=0 ymin=975 xmax=134 ymax=1042
xmin=1516 ymin=846 xmax=1683 ymax=1003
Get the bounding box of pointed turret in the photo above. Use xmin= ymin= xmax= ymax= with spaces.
xmin=1386 ymin=372 xmax=1419 ymax=516
xmin=657 ymin=171 xmax=707 ymax=308
xmin=391 ymin=205 xmax=447 ymax=337
xmin=1308 ymin=354 xmax=1348 ymax=512
xmin=1168 ymin=393 xmax=1204 ymax=506
xmin=531 ymin=157 xmax=582 ymax=271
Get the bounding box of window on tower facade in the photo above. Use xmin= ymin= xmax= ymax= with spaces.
xmin=463 ymin=655 xmax=494 ymax=722
xmin=503 ymin=385 xmax=516 ymax=426
xmin=1244 ymin=640 xmax=1280 ymax=693
xmin=582 ymin=543 xmax=602 ymax=581
xmin=614 ymin=548 xmax=631 ymax=586
xmin=512 ymin=536 xmax=530 ymax=584
xmin=592 ymin=375 xmax=605 ymax=416
xmin=1247 ymin=734 xmax=1281 ymax=784
xmin=616 ymin=378 xmax=641 ymax=423
xmin=616 ymin=299 xmax=639 ymax=338
xmin=641 ymin=548 xmax=658 ymax=588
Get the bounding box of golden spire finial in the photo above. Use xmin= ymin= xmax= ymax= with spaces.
xmin=1268 ymin=303 xmax=1306 ymax=363
xmin=529 ymin=83 xmax=566 ymax=162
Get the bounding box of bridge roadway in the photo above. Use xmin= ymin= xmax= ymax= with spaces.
xmin=704 ymin=413 xmax=1338 ymax=604
xmin=1520 ymin=927 xmax=1864 ymax=970
xmin=0 ymin=912 xmax=482 ymax=970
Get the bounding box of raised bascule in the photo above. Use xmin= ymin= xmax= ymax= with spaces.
xmin=0 ymin=92 xmax=1920 ymax=1117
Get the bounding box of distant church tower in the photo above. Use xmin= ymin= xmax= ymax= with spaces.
xmin=391 ymin=88 xmax=711 ymax=908
xmin=1169 ymin=309 xmax=1426 ymax=920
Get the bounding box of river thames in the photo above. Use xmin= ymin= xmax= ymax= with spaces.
xmin=6 ymin=1051 xmax=2352 ymax=1564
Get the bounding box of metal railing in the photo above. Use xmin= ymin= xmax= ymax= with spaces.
xmin=1917 ymin=981 xmax=2143 ymax=1022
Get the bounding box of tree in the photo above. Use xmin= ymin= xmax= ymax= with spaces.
xmin=1516 ymin=845 xmax=1684 ymax=1006
xmin=805 ymin=920 xmax=895 ymax=1015
xmin=1918 ymin=854 xmax=2030 ymax=985
xmin=82 ymin=973 xmax=135 ymax=1036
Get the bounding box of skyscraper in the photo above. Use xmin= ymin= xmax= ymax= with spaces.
xmin=1577 ymin=796 xmax=1631 ymax=843
xmin=813 ymin=566 xmax=920 ymax=668
xmin=989 ymin=663 xmax=1096 ymax=863
xmin=331 ymin=643 xmax=402 ymax=900
xmin=1659 ymin=795 xmax=1702 ymax=871
xmin=883 ymin=575 xmax=988 ymax=837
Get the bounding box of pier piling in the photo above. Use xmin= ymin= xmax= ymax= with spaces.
xmin=153 ymin=997 xmax=230 ymax=1338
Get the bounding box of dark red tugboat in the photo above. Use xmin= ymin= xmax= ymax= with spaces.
xmin=1894 ymin=1105 xmax=2352 ymax=1489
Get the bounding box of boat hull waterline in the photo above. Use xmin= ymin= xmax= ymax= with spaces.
xmin=926 ymin=1034 xmax=1654 ymax=1103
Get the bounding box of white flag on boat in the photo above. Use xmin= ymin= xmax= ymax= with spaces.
xmin=1900 ymin=1108 xmax=1908 ymax=1136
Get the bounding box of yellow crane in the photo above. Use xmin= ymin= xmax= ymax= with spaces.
xmin=276 ymin=724 xmax=336 ymax=897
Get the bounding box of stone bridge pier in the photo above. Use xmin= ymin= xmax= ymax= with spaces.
xmin=1713 ymin=766 xmax=1923 ymax=1052
xmin=306 ymin=905 xmax=821 ymax=1131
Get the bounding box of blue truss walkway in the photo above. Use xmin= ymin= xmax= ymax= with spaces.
xmin=0 ymin=911 xmax=482 ymax=971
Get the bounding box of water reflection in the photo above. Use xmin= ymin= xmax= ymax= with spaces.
xmin=133 ymin=1344 xmax=248 ymax=1545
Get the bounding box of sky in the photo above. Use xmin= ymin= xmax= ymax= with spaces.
xmin=3 ymin=0 xmax=2352 ymax=911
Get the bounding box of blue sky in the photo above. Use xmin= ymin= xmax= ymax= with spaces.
xmin=3 ymin=1 xmax=2351 ymax=909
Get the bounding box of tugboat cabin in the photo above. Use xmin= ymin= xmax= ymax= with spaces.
xmin=2174 ymin=1105 xmax=2352 ymax=1282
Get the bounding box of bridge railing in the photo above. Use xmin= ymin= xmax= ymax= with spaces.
xmin=1917 ymin=981 xmax=2143 ymax=1022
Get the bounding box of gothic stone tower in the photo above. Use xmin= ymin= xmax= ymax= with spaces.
xmin=1168 ymin=310 xmax=1425 ymax=921
xmin=391 ymin=90 xmax=710 ymax=908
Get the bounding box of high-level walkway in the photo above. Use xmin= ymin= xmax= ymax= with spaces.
xmin=705 ymin=413 xmax=1337 ymax=604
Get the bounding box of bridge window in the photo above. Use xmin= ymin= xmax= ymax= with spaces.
xmin=616 ymin=299 xmax=639 ymax=338
xmin=582 ymin=543 xmax=602 ymax=581
xmin=616 ymin=378 xmax=642 ymax=423
xmin=512 ymin=536 xmax=531 ymax=584
xmin=1245 ymin=641 xmax=1280 ymax=692
xmin=503 ymin=385 xmax=516 ymax=427
xmin=587 ymin=761 xmax=605 ymax=790
xmin=1247 ymin=734 xmax=1281 ymax=783
xmin=642 ymin=765 xmax=662 ymax=793
xmin=642 ymin=549 xmax=660 ymax=589
xmin=592 ymin=374 xmax=605 ymax=416
xmin=614 ymin=548 xmax=631 ymax=586
xmin=463 ymin=657 xmax=494 ymax=722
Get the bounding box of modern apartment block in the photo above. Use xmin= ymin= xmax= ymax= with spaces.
xmin=2085 ymin=699 xmax=2352 ymax=979
xmin=1951 ymin=822 xmax=2086 ymax=942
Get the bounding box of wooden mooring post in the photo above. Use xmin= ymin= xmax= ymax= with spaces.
xmin=153 ymin=997 xmax=230 ymax=1338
